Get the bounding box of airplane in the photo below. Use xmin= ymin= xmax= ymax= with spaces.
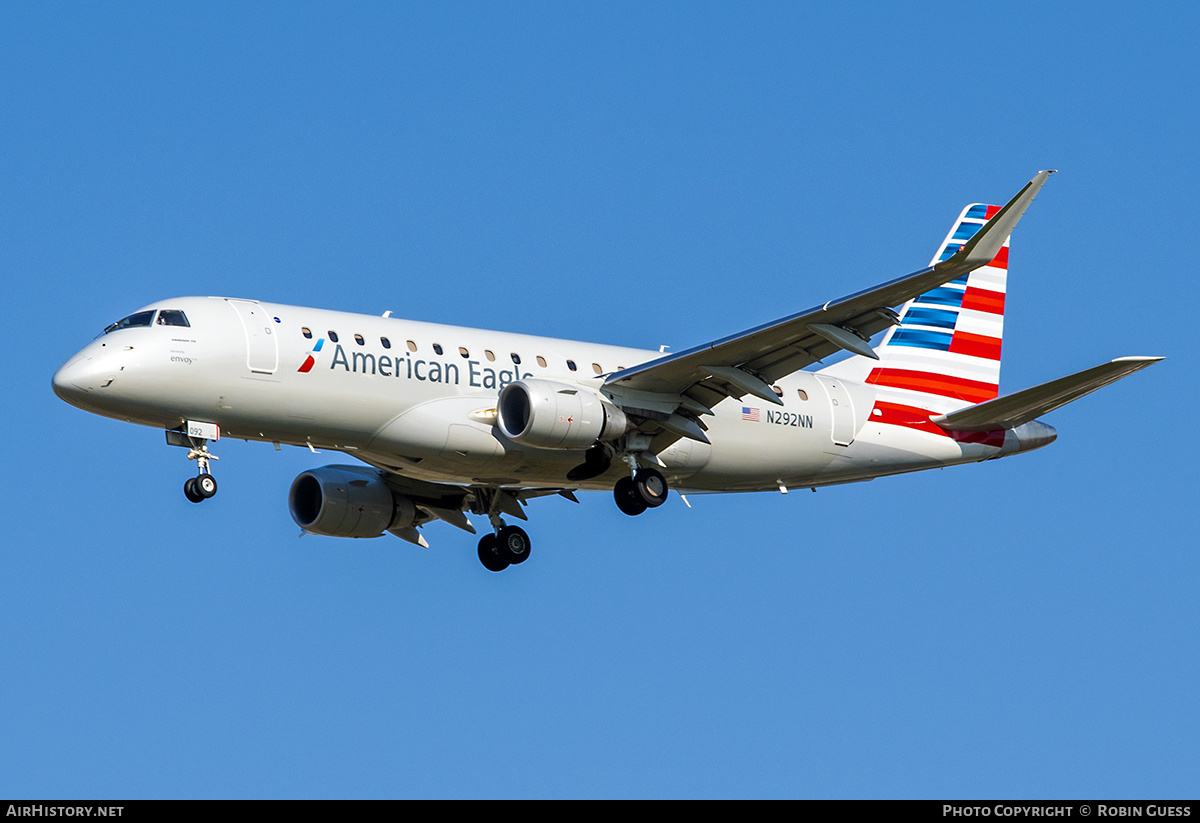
xmin=52 ymin=170 xmax=1161 ymax=571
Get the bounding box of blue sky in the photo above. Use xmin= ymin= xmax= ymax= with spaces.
xmin=2 ymin=2 xmax=1195 ymax=799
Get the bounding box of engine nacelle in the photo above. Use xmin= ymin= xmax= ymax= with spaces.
xmin=288 ymin=465 xmax=416 ymax=538
xmin=497 ymin=379 xmax=629 ymax=450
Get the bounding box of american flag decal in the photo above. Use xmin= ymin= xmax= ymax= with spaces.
xmin=741 ymin=406 xmax=760 ymax=422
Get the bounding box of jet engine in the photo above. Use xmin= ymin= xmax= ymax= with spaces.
xmin=497 ymin=379 xmax=629 ymax=450
xmin=288 ymin=465 xmax=416 ymax=538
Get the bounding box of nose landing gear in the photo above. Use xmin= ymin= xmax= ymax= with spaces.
xmin=166 ymin=424 xmax=222 ymax=504
xmin=184 ymin=472 xmax=218 ymax=503
xmin=183 ymin=441 xmax=219 ymax=504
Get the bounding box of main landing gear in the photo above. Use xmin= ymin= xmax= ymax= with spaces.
xmin=477 ymin=524 xmax=531 ymax=573
xmin=471 ymin=488 xmax=533 ymax=572
xmin=613 ymin=466 xmax=669 ymax=516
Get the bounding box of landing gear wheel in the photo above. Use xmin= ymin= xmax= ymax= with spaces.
xmin=195 ymin=473 xmax=218 ymax=499
xmin=477 ymin=534 xmax=510 ymax=572
xmin=614 ymin=476 xmax=648 ymax=516
xmin=184 ymin=477 xmax=205 ymax=503
xmin=633 ymin=468 xmax=668 ymax=508
xmin=498 ymin=525 xmax=531 ymax=565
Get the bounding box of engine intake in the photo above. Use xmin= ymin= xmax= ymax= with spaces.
xmin=288 ymin=465 xmax=415 ymax=538
xmin=497 ymin=379 xmax=629 ymax=450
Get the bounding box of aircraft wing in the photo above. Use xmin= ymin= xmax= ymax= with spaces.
xmin=929 ymin=356 xmax=1163 ymax=432
xmin=603 ymin=171 xmax=1055 ymax=420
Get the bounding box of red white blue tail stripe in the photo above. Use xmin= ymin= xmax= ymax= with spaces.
xmin=867 ymin=203 xmax=1009 ymax=424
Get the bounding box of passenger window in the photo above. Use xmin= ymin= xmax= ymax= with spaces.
xmin=381 ymin=337 xmax=391 ymax=349
xmin=592 ymin=363 xmax=603 ymax=375
xmin=772 ymin=385 xmax=783 ymax=397
xmin=459 ymin=346 xmax=469 ymax=358
xmin=157 ymin=310 xmax=190 ymax=327
xmin=302 ymin=327 xmax=313 ymax=339
xmin=511 ymin=353 xmax=521 ymax=365
xmin=433 ymin=343 xmax=443 ymax=355
xmin=484 ymin=350 xmax=496 ymax=362
xmin=328 ymin=331 xmax=339 ymax=343
xmin=354 ymin=334 xmax=365 ymax=346
xmin=797 ymin=389 xmax=808 ymax=401
xmin=407 ymin=340 xmax=418 ymax=352
xmin=103 ymin=311 xmax=155 ymax=334
xmin=566 ymin=360 xmax=577 ymax=371
xmin=536 ymin=356 xmax=547 ymax=368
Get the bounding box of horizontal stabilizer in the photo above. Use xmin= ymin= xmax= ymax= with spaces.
xmin=930 ymin=356 xmax=1162 ymax=432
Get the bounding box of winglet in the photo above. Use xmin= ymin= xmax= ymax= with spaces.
xmin=951 ymin=170 xmax=1056 ymax=270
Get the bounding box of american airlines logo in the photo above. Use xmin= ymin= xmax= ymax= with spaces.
xmin=297 ymin=338 xmax=324 ymax=373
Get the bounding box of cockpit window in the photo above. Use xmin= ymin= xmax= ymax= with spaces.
xmin=156 ymin=310 xmax=190 ymax=327
xmin=103 ymin=310 xmax=155 ymax=334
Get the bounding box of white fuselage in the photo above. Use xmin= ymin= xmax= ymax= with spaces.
xmin=53 ymin=296 xmax=1039 ymax=495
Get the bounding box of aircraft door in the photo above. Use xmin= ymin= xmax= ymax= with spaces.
xmin=815 ymin=374 xmax=857 ymax=446
xmin=226 ymin=299 xmax=279 ymax=375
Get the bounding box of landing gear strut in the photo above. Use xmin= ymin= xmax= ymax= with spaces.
xmin=613 ymin=466 xmax=669 ymax=516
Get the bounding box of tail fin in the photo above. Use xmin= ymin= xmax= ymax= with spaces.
xmin=863 ymin=203 xmax=1010 ymax=415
